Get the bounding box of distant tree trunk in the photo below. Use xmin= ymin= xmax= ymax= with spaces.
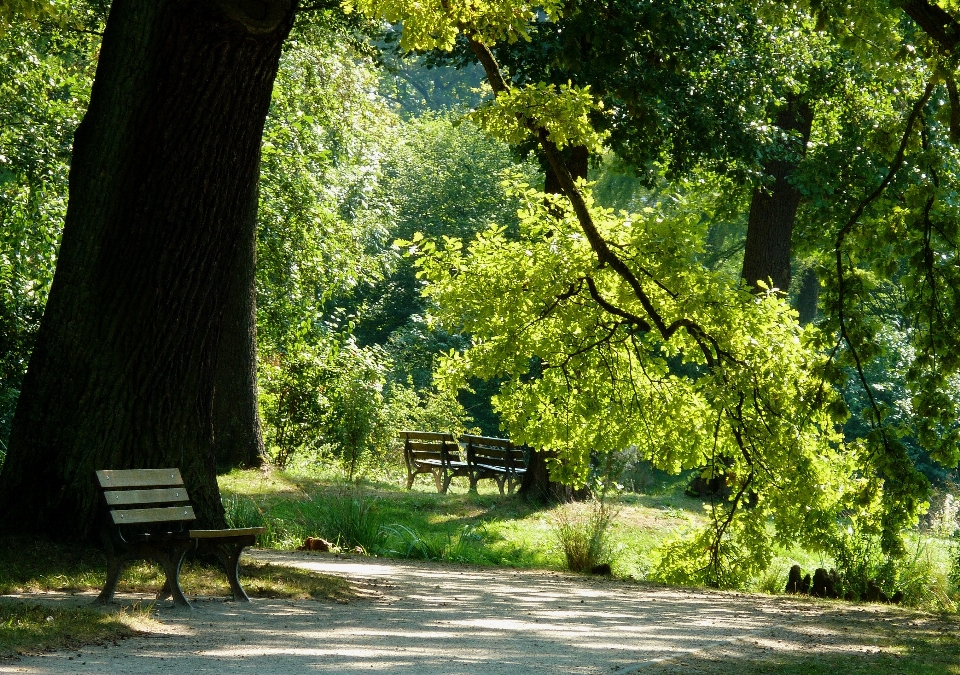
xmin=519 ymin=147 xmax=590 ymax=504
xmin=795 ymin=268 xmax=819 ymax=325
xmin=213 ymin=183 xmax=266 ymax=471
xmin=0 ymin=0 xmax=295 ymax=540
xmin=544 ymin=145 xmax=588 ymax=196
xmin=691 ymin=99 xmax=812 ymax=502
xmin=741 ymin=99 xmax=814 ymax=293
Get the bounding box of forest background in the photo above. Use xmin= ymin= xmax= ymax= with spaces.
xmin=3 ymin=0 xmax=960 ymax=590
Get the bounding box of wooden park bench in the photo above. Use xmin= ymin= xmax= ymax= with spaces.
xmin=402 ymin=431 xmax=529 ymax=494
xmin=462 ymin=434 xmax=528 ymax=494
xmin=401 ymin=431 xmax=469 ymax=494
xmin=95 ymin=468 xmax=264 ymax=609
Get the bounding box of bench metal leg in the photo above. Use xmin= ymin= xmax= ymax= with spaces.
xmin=217 ymin=542 xmax=251 ymax=602
xmin=96 ymin=555 xmax=126 ymax=605
xmin=155 ymin=542 xmax=192 ymax=609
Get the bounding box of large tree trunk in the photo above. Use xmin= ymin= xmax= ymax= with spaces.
xmin=741 ymin=99 xmax=814 ymax=292
xmin=213 ymin=183 xmax=266 ymax=471
xmin=0 ymin=0 xmax=295 ymax=540
xmin=518 ymin=148 xmax=590 ymax=504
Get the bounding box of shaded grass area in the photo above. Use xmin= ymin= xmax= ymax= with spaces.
xmin=0 ymin=601 xmax=148 ymax=659
xmin=0 ymin=536 xmax=355 ymax=602
xmin=0 ymin=534 xmax=358 ymax=657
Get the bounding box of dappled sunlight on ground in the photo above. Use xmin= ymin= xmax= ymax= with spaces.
xmin=1 ymin=551 xmax=953 ymax=674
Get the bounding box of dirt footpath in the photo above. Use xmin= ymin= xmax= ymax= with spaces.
xmin=0 ymin=550 xmax=942 ymax=674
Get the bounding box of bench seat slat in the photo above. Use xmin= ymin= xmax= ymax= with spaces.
xmin=473 ymin=463 xmax=508 ymax=472
xmin=103 ymin=488 xmax=189 ymax=505
xmin=189 ymin=527 xmax=266 ymax=539
xmin=471 ymin=449 xmax=511 ymax=460
xmin=110 ymin=505 xmax=195 ymax=525
xmin=97 ymin=469 xmax=184 ymax=488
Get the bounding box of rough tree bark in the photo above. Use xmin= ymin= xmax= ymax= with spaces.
xmin=740 ymin=99 xmax=814 ymax=293
xmin=0 ymin=0 xmax=296 ymax=540
xmin=213 ymin=183 xmax=266 ymax=471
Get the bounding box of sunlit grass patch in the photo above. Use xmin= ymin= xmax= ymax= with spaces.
xmin=217 ymin=466 xmax=313 ymax=502
xmin=0 ymin=601 xmax=150 ymax=659
xmin=97 ymin=559 xmax=357 ymax=603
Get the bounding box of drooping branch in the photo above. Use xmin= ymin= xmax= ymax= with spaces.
xmin=466 ymin=37 xmax=720 ymax=364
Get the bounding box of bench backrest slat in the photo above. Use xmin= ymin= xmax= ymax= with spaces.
xmin=103 ymin=488 xmax=190 ymax=506
xmin=401 ymin=431 xmax=454 ymax=442
xmin=461 ymin=434 xmax=526 ymax=472
xmin=408 ymin=449 xmax=444 ymax=461
xmin=460 ymin=435 xmax=510 ymax=448
xmin=96 ymin=469 xmax=184 ymax=489
xmin=97 ymin=468 xmax=195 ymax=529
xmin=110 ymin=505 xmax=195 ymax=525
xmin=470 ymin=447 xmax=511 ymax=460
xmin=402 ymin=431 xmax=462 ymax=465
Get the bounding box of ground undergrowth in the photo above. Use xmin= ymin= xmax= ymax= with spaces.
xmin=2 ymin=465 xmax=959 ymax=671
xmin=218 ymin=466 xmax=960 ymax=609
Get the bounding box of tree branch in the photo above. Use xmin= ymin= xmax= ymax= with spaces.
xmin=466 ymin=37 xmax=723 ymax=366
xmin=835 ymin=81 xmax=934 ymax=435
xmin=901 ymin=0 xmax=960 ymax=51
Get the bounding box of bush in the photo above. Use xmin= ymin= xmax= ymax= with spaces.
xmin=258 ymin=341 xmax=333 ymax=469
xmin=832 ymin=527 xmax=952 ymax=608
xmin=926 ymin=488 xmax=960 ymax=537
xmin=259 ymin=337 xmax=391 ymax=476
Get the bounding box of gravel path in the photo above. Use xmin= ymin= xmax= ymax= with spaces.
xmin=0 ymin=550 xmax=930 ymax=674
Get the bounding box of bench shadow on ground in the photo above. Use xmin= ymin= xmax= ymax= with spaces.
xmin=4 ymin=552 xmax=956 ymax=675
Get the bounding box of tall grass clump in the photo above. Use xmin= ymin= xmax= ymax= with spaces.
xmin=221 ymin=493 xmax=298 ymax=548
xmin=381 ymin=523 xmax=488 ymax=563
xmin=296 ymin=491 xmax=385 ymax=553
xmin=552 ymin=498 xmax=616 ymax=573
xmin=223 ymin=494 xmax=266 ymax=529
